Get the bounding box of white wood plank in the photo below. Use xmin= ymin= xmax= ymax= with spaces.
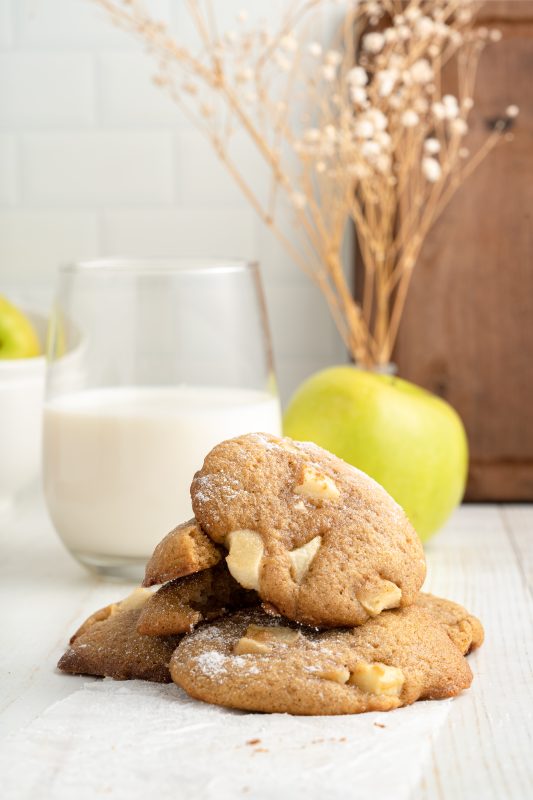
xmin=1 ymin=499 xmax=532 ymax=800
xmin=499 ymin=504 xmax=533 ymax=591
xmin=412 ymin=504 xmax=533 ymax=800
xmin=0 ymin=491 xmax=136 ymax=738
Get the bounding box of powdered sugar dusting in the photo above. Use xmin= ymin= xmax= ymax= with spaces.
xmin=195 ymin=625 xmax=223 ymax=643
xmin=194 ymin=649 xmax=264 ymax=680
xmin=194 ymin=473 xmax=243 ymax=505
xmin=195 ymin=651 xmax=227 ymax=677
xmin=249 ymin=432 xmax=284 ymax=450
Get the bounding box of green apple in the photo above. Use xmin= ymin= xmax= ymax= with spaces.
xmin=0 ymin=295 xmax=41 ymax=359
xmin=283 ymin=366 xmax=468 ymax=542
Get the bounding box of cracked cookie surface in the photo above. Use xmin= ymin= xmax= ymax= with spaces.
xmin=171 ymin=596 xmax=477 ymax=715
xmin=191 ymin=433 xmax=425 ymax=627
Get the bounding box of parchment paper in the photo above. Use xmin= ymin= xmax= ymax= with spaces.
xmin=0 ymin=680 xmax=452 ymax=799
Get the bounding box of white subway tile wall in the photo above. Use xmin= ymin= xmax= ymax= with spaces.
xmin=0 ymin=134 xmax=18 ymax=204
xmin=0 ymin=0 xmax=12 ymax=48
xmin=0 ymin=211 xmax=100 ymax=277
xmin=101 ymin=208 xmax=256 ymax=261
xmin=0 ymin=0 xmax=348 ymax=403
xmin=0 ymin=53 xmax=95 ymax=127
xmin=15 ymin=0 xmax=172 ymax=48
xmin=22 ymin=132 xmax=176 ymax=205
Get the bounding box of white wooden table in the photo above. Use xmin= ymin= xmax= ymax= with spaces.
xmin=1 ymin=494 xmax=532 ymax=799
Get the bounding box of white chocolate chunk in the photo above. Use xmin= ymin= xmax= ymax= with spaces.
xmin=317 ymin=666 xmax=350 ymax=684
xmin=116 ymin=588 xmax=152 ymax=613
xmin=295 ymin=465 xmax=340 ymax=502
xmin=246 ymin=624 xmax=300 ymax=644
xmin=225 ymin=530 xmax=264 ymax=590
xmin=289 ymin=535 xmax=322 ymax=583
xmin=280 ymin=440 xmax=301 ymax=454
xmin=349 ymin=662 xmax=405 ymax=696
xmin=233 ymin=637 xmax=270 ymax=655
xmin=234 ymin=624 xmax=300 ymax=654
xmin=358 ymin=581 xmax=402 ymax=617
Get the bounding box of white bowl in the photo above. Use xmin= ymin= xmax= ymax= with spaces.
xmin=0 ymin=311 xmax=47 ymax=513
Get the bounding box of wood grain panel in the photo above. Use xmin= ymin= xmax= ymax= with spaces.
xmin=478 ymin=0 xmax=533 ymax=21
xmin=411 ymin=504 xmax=533 ymax=800
xmin=394 ymin=6 xmax=533 ymax=500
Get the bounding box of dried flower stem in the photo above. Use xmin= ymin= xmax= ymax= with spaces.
xmin=91 ymin=0 xmax=515 ymax=368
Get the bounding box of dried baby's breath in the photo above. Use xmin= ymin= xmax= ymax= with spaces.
xmin=92 ymin=0 xmax=517 ymax=367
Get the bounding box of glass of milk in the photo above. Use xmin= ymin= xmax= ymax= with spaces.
xmin=43 ymin=259 xmax=282 ymax=580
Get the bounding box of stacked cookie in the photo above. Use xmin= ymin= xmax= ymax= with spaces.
xmin=59 ymin=433 xmax=484 ymax=715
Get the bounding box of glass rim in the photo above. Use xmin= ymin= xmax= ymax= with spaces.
xmin=60 ymin=257 xmax=259 ymax=276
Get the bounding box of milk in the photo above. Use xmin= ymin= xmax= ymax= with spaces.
xmin=43 ymin=386 xmax=282 ymax=560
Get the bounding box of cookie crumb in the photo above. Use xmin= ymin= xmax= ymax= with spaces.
xmin=246 ymin=738 xmax=261 ymax=746
xmin=374 ymin=722 xmax=386 ymax=729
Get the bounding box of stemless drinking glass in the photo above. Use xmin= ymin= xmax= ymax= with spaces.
xmin=43 ymin=259 xmax=282 ymax=581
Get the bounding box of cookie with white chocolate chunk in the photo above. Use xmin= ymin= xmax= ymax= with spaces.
xmin=414 ymin=593 xmax=484 ymax=655
xmin=191 ymin=433 xmax=425 ymax=628
xmin=143 ymin=518 xmax=222 ymax=587
xmin=171 ymin=594 xmax=480 ymax=715
xmin=137 ymin=562 xmax=258 ymax=637
xmin=58 ymin=589 xmax=181 ymax=683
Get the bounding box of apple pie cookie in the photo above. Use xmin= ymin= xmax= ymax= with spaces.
xmin=143 ymin=518 xmax=222 ymax=587
xmin=191 ymin=433 xmax=426 ymax=628
xmin=58 ymin=589 xmax=181 ymax=683
xmin=137 ymin=562 xmax=258 ymax=637
xmin=415 ymin=593 xmax=484 ymax=655
xmin=171 ymin=595 xmax=479 ymax=715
